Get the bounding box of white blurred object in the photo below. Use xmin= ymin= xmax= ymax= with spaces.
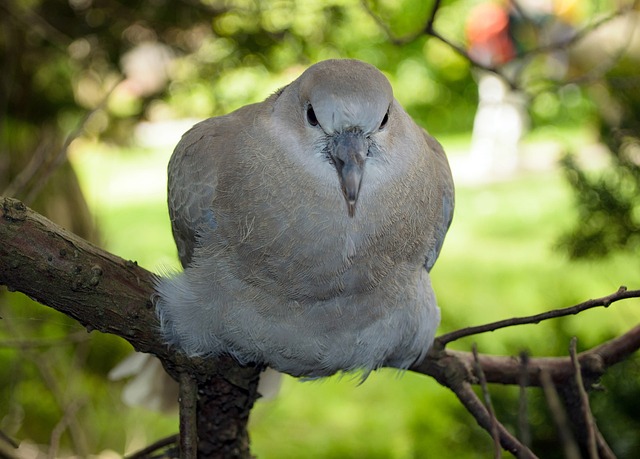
xmin=109 ymin=353 xmax=178 ymax=412
xmin=257 ymin=368 xmax=283 ymax=400
xmin=468 ymin=70 xmax=528 ymax=179
xmin=109 ymin=353 xmax=282 ymax=411
xmin=120 ymin=42 xmax=173 ymax=97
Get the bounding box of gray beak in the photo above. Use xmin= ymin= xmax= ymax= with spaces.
xmin=331 ymin=130 xmax=367 ymax=217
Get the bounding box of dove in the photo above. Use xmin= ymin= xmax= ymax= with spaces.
xmin=155 ymin=59 xmax=454 ymax=378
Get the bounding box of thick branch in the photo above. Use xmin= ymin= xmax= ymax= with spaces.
xmin=0 ymin=196 xmax=260 ymax=458
xmin=413 ymin=324 xmax=640 ymax=387
xmin=0 ymin=196 xmax=165 ymax=358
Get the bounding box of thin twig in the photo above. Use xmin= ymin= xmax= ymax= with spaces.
xmin=526 ymin=0 xmax=640 ymax=95
xmin=595 ymin=430 xmax=618 ymax=459
xmin=424 ymin=0 xmax=442 ymax=34
xmin=2 ymin=127 xmax=55 ymax=198
xmin=25 ymin=77 xmax=123 ymax=205
xmin=569 ymin=337 xmax=598 ymax=459
xmin=451 ymin=381 xmax=538 ymax=458
xmin=0 ymin=331 xmax=89 ymax=349
xmin=126 ymin=434 xmax=179 ymax=459
xmin=472 ymin=343 xmax=501 ymax=459
xmin=0 ymin=431 xmax=18 ymax=449
xmin=360 ymin=0 xmax=499 ymax=74
xmin=539 ymin=369 xmax=581 ymax=459
xmin=359 ymin=0 xmax=420 ymax=45
xmin=3 ymin=76 xmax=122 ymax=204
xmin=0 ymin=310 xmax=89 ymax=457
xmin=431 ymin=28 xmax=499 ymax=75
xmin=34 ymin=355 xmax=88 ymax=458
xmin=0 ymin=441 xmax=19 ymax=459
xmin=0 ymin=0 xmax=72 ymax=50
xmin=517 ymin=0 xmax=638 ymax=61
xmin=437 ymin=286 xmax=635 ymax=345
xmin=362 ymin=0 xmax=637 ymax=93
xmin=179 ymin=372 xmax=198 ymax=459
xmin=517 ymin=351 xmax=531 ymax=448
xmin=48 ymin=400 xmax=85 ymax=459
xmin=410 ymin=347 xmax=537 ymax=457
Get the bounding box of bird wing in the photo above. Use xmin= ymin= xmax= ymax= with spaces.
xmin=423 ymin=132 xmax=455 ymax=272
xmin=167 ymin=118 xmax=220 ymax=268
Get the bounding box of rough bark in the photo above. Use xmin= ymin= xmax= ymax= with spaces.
xmin=0 ymin=196 xmax=260 ymax=458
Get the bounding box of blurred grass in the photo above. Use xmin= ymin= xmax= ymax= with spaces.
xmin=67 ymin=130 xmax=640 ymax=458
xmin=70 ymin=141 xmax=180 ymax=272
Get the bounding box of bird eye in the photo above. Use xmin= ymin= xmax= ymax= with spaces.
xmin=306 ymin=105 xmax=319 ymax=127
xmin=379 ymin=110 xmax=389 ymax=130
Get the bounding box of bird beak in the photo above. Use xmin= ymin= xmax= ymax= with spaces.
xmin=331 ymin=130 xmax=367 ymax=217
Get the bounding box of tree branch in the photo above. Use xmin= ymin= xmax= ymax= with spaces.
xmin=449 ymin=380 xmax=538 ymax=458
xmin=360 ymin=0 xmax=498 ymax=74
xmin=472 ymin=343 xmax=501 ymax=458
xmin=178 ymin=372 xmax=198 ymax=459
xmin=126 ymin=434 xmax=179 ymax=459
xmin=517 ymin=352 xmax=532 ymax=448
xmin=437 ymin=286 xmax=638 ymax=345
xmin=569 ymin=337 xmax=598 ymax=459
xmin=413 ymin=323 xmax=640 ymax=387
xmin=411 ymin=306 xmax=640 ymax=456
xmin=0 ymin=196 xmax=261 ymax=458
xmin=2 ymin=197 xmax=639 ymax=457
xmin=539 ymin=369 xmax=581 ymax=459
xmin=361 ymin=0 xmax=639 ymax=92
xmin=0 ymin=196 xmax=165 ymax=358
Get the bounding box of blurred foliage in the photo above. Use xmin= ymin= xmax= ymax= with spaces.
xmin=559 ymin=47 xmax=640 ymax=258
xmin=1 ymin=0 xmax=640 ymax=457
xmin=0 ymin=0 xmax=487 ymax=140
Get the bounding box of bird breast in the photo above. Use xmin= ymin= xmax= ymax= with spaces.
xmin=211 ymin=148 xmax=430 ymax=303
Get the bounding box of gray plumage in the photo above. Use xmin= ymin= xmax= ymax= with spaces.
xmin=155 ymin=59 xmax=454 ymax=378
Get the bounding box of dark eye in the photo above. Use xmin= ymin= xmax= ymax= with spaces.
xmin=379 ymin=110 xmax=389 ymax=130
xmin=306 ymin=105 xmax=319 ymax=127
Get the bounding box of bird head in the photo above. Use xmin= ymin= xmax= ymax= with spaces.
xmin=296 ymin=59 xmax=394 ymax=217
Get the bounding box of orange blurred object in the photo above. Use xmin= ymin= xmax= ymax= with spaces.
xmin=466 ymin=2 xmax=515 ymax=66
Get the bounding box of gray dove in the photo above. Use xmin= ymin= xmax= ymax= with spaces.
xmin=156 ymin=59 xmax=454 ymax=378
